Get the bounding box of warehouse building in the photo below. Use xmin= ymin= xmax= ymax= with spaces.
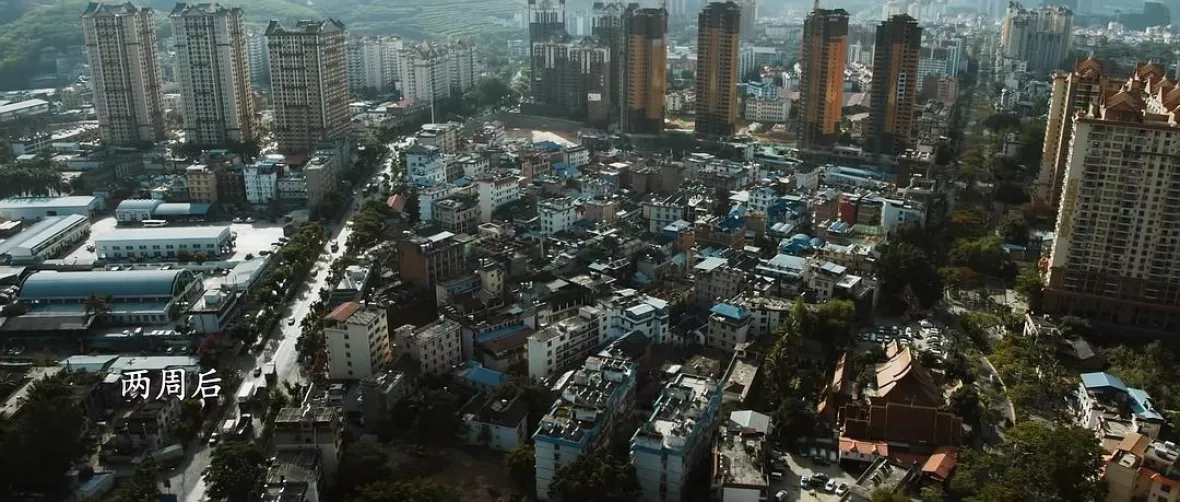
xmin=114 ymin=199 xmax=212 ymax=223
xmin=0 ymin=214 xmax=90 ymax=264
xmin=94 ymin=226 xmax=234 ymax=261
xmin=0 ymin=196 xmax=102 ymax=221
xmin=17 ymin=268 xmax=204 ymax=325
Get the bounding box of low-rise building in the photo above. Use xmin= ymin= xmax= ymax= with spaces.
xmin=1104 ymin=432 xmax=1180 ymax=502
xmin=632 ymin=373 xmax=723 ymax=502
xmin=396 ymin=231 xmax=468 ymax=290
xmin=744 ymin=97 xmax=791 ymax=123
xmin=245 ymin=158 xmax=282 ymax=205
xmin=538 ymin=197 xmax=577 ymax=236
xmin=17 ymin=269 xmax=203 ymax=326
xmin=1071 ymin=372 xmax=1166 ymax=453
xmin=263 ymin=448 xmax=323 ymax=502
xmin=392 ymin=318 xmax=463 ymax=377
xmin=434 ymin=196 xmax=479 ymax=235
xmin=713 ymin=410 xmax=773 ymax=502
xmin=476 ymin=174 xmax=522 ymax=223
xmin=0 ymin=214 xmax=90 ymax=264
xmin=534 ymin=356 xmax=637 ymax=500
xmin=94 ymin=226 xmax=234 ymax=261
xmin=601 ymin=290 xmax=670 ymax=344
xmin=0 ymin=196 xmax=101 ymax=221
xmin=358 ymin=370 xmax=409 ymax=434
xmin=323 ymin=302 xmax=392 ymax=381
xmin=460 ymin=391 xmax=530 ymax=452
xmin=406 ymin=144 xmax=446 ymax=186
xmin=273 ymin=407 xmax=342 ymax=485
xmin=527 ymin=306 xmax=606 ymax=381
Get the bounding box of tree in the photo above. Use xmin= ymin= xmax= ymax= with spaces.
xmin=549 ymin=449 xmax=641 ymax=502
xmin=948 ymin=236 xmax=1014 ymax=279
xmin=338 ymin=438 xmax=395 ymax=494
xmin=0 ymin=374 xmax=86 ymax=496
xmin=951 ymin=421 xmax=1106 ymax=501
xmin=505 ymin=443 xmax=536 ymax=497
xmin=998 ymin=213 xmax=1030 ymax=245
xmin=352 ymin=478 xmax=460 ymax=502
xmin=474 ymin=74 xmax=513 ymax=107
xmin=920 ymin=485 xmax=946 ymax=502
xmin=871 ymin=488 xmax=910 ymax=502
xmin=108 ymin=460 xmax=162 ymax=502
xmin=204 ymin=442 xmax=266 ymax=502
xmin=877 ymin=241 xmax=943 ymax=310
xmin=982 ymin=113 xmax=1021 ymax=133
xmin=814 ymin=298 xmax=857 ymax=347
xmin=402 ymin=191 xmax=421 ymax=223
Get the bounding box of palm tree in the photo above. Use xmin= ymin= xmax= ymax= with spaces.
xmin=82 ymin=294 xmax=114 ymax=322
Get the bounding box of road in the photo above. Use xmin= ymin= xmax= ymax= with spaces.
xmin=171 ymin=153 xmax=389 ymax=501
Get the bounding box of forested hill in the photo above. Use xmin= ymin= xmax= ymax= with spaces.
xmin=0 ymin=0 xmax=521 ymax=91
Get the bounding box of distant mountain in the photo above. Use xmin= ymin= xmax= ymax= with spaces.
xmin=0 ymin=0 xmax=522 ymax=91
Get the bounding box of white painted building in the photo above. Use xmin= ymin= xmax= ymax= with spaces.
xmin=392 ymin=318 xmax=463 ymax=377
xmin=601 ymin=290 xmax=670 ymax=344
xmin=476 ymin=175 xmax=522 ymax=223
xmin=631 ymin=373 xmax=723 ymax=502
xmin=323 ymin=302 xmax=392 ymax=381
xmin=406 ymin=144 xmax=446 ymax=186
xmin=418 ymin=183 xmax=462 ymax=222
xmin=94 ymin=226 xmax=234 ymax=261
xmin=538 ymin=197 xmax=577 ymax=236
xmin=0 ymin=214 xmax=90 ymax=264
xmin=527 ymin=306 xmax=606 ymax=380
xmin=169 ymin=3 xmax=255 ymax=145
xmin=448 ymin=40 xmax=476 ymax=94
xmin=460 ymin=393 xmax=529 ymax=452
xmin=348 ymin=35 xmax=403 ymax=91
xmin=416 ymin=122 xmax=461 ymax=153
xmin=399 ymin=43 xmax=453 ymax=103
xmin=744 ymin=97 xmax=790 ymax=124
xmin=244 ymin=158 xmax=281 ymax=205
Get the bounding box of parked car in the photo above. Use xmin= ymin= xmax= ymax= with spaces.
xmin=208 ymin=432 xmax=220 ymax=446
xmin=836 ymin=483 xmax=850 ymax=496
xmin=252 ymin=368 xmax=262 ymax=377
xmin=287 ymin=317 xmax=297 ymax=326
xmin=799 ymin=476 xmax=811 ymax=489
xmin=825 ymin=479 xmax=838 ymax=493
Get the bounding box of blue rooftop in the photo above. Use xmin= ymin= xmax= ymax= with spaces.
xmin=1127 ymin=388 xmax=1164 ymax=422
xmin=710 ymin=303 xmax=747 ymax=320
xmin=458 ymin=361 xmax=507 ymax=389
xmin=1081 ymin=372 xmax=1128 ymax=393
xmin=20 ymin=269 xmax=197 ymax=300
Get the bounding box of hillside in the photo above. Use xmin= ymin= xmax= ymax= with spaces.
xmin=0 ymin=0 xmax=522 ymax=91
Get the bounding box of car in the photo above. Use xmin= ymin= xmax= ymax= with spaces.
xmin=774 ymin=490 xmax=789 ymax=502
xmin=208 ymin=432 xmax=220 ymax=445
xmin=836 ymin=483 xmax=850 ymax=496
xmin=825 ymin=479 xmax=838 ymax=492
xmin=287 ymin=317 xmax=296 ymax=326
xmin=905 ymin=327 xmax=914 ymax=338
xmin=799 ymin=476 xmax=811 ymax=489
xmin=245 ymin=217 xmax=256 ymax=223
xmin=812 ymin=473 xmax=830 ymax=484
xmin=253 ymin=368 xmax=262 ymax=377
xmin=920 ymin=319 xmax=934 ymax=328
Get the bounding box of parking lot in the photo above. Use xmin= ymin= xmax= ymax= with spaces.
xmin=61 ymin=216 xmax=287 ymax=264
xmin=857 ymin=318 xmax=948 ymax=359
xmin=768 ymin=451 xmax=859 ymax=501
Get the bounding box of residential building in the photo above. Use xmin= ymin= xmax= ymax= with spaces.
xmin=81 ymin=2 xmax=166 ymax=145
xmin=265 ymin=19 xmax=350 ymax=155
xmin=743 ymin=97 xmax=790 ymax=123
xmin=460 ymin=391 xmax=530 ymax=452
xmin=477 ymin=175 xmax=522 ymax=223
xmin=529 ymin=37 xmax=613 ymax=126
xmin=0 ymin=215 xmax=91 ymax=264
xmin=94 ymin=226 xmax=234 ymax=261
xmin=534 ymin=355 xmax=637 ymax=500
xmin=693 ymin=257 xmax=745 ymax=305
xmin=170 ymin=3 xmax=255 ymax=146
xmin=246 ymin=30 xmax=269 ymax=86
xmin=358 ymin=371 xmax=408 ymax=433
xmin=396 ymin=231 xmax=467 ymax=289
xmin=1043 ymin=62 xmax=1180 ymax=336
xmin=244 ymin=157 xmax=281 ymax=205
xmin=527 ymin=306 xmax=606 ymax=380
xmin=538 ymin=197 xmax=577 ymax=235
xmin=1000 ymin=2 xmax=1073 ymax=73
xmin=434 ymin=196 xmax=480 ymax=235
xmin=304 ymin=149 xmax=340 ymax=211
xmin=406 ymin=144 xmax=446 ymax=186
xmin=528 ymin=0 xmax=568 ymax=98
xmin=592 ymin=2 xmax=629 ymax=125
xmin=185 ymin=164 xmax=219 ymax=203
xmin=348 ymin=35 xmax=402 ymax=91
xmin=621 ymin=7 xmax=668 ymax=135
xmin=323 ymin=302 xmax=392 ymax=381
xmin=631 ymin=373 xmax=723 ymax=502
xmin=798 ymin=3 xmax=849 ymax=150
xmin=263 ymin=448 xmax=322 ymax=502
xmin=448 ymin=40 xmax=476 ymax=95
xmin=1103 ymin=432 xmax=1180 ymax=502
xmin=1070 ymin=372 xmax=1166 ymax=452
xmin=713 ymin=410 xmax=773 ymax=502
xmin=706 ymin=302 xmax=753 ymax=352
xmin=399 ymin=44 xmax=452 ymax=104
xmin=272 ymin=407 xmax=342 ymax=485
xmin=392 ymin=318 xmax=463 ymax=377
xmin=694 ymin=2 xmax=741 ymax=138
xmin=1035 ymin=58 xmax=1119 ymax=207
xmin=736 ymin=0 xmax=756 ymax=39
xmin=417 ymin=122 xmax=461 ymax=153
xmin=601 ymin=290 xmax=670 ymax=343
xmin=864 ymin=15 xmax=920 ymax=157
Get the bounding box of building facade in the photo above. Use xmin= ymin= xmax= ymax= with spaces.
xmin=265 ymin=19 xmax=350 ymax=155
xmin=81 ymin=2 xmax=166 ymax=146
xmin=798 ymin=4 xmax=849 ymax=150
xmin=323 ymin=302 xmax=392 ymax=381
xmin=864 ymin=14 xmax=920 ymax=157
xmin=1000 ymin=2 xmax=1073 ymax=73
xmin=348 ymin=35 xmax=402 ymax=91
xmin=632 ymin=373 xmax=723 ymax=502
xmin=694 ymin=1 xmax=741 ymax=138
xmin=621 ymin=7 xmax=668 ymax=135
xmin=392 ymin=318 xmax=463 ymax=377
xmin=170 ymin=3 xmax=255 ymax=146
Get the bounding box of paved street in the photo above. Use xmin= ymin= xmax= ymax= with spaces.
xmin=170 ymin=157 xmax=384 ymax=501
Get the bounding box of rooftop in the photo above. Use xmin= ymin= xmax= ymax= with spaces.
xmin=0 ymin=214 xmax=88 ymax=256
xmin=94 ymin=226 xmax=231 ymax=242
xmin=274 ymin=406 xmax=338 ymax=424
xmin=633 ymin=373 xmax=721 ymax=455
xmin=714 ymin=412 xmax=771 ymax=488
xmin=0 ymin=196 xmax=97 ymax=210
xmin=534 ymin=356 xmax=636 ymax=445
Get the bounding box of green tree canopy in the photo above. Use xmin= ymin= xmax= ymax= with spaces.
xmin=338 ymin=437 xmax=396 ymax=494
xmin=352 ymin=478 xmax=460 ymax=502
xmin=107 ymin=460 xmax=162 ymax=502
xmin=505 ymin=443 xmax=536 ymax=497
xmin=204 ymin=442 xmax=266 ymax=502
xmin=550 ymin=449 xmax=640 ymax=502
xmin=871 ymin=487 xmax=911 ymax=502
xmin=952 ymin=422 xmax=1105 ymax=502
xmin=998 ymin=213 xmax=1030 ymax=246
xmin=0 ymin=374 xmax=86 ymax=496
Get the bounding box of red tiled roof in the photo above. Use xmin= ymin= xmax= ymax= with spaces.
xmin=326 ymin=302 xmax=361 ymax=323
xmin=387 ymin=194 xmax=407 ymax=212
xmin=922 ymin=447 xmax=958 ymax=480
xmin=839 ymin=437 xmax=889 ymax=457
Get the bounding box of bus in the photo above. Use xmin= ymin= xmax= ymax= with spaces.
xmin=143 ymin=220 xmax=168 ymax=228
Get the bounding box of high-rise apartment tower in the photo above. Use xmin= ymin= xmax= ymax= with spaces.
xmin=797 ymin=3 xmax=848 ymax=150
xmin=694 ymin=1 xmax=741 ymax=138
xmin=1000 ymin=2 xmax=1073 ymax=73
xmin=265 ymin=19 xmax=350 ymax=155
xmin=622 ymin=7 xmax=668 ymax=135
xmin=864 ymin=14 xmax=920 ymax=156
xmin=81 ymin=2 xmax=166 ymax=146
xmin=1036 ymin=58 xmax=1120 ymax=207
xmin=170 ymin=3 xmax=255 ymax=146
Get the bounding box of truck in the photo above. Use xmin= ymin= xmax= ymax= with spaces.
xmin=236 ymin=381 xmax=255 ymax=404
xmin=263 ymin=362 xmax=277 ymax=385
xmin=151 ymin=444 xmax=185 ymax=469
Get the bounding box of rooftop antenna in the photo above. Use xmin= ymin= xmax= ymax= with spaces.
xmin=813 ymin=0 xmax=819 ymax=11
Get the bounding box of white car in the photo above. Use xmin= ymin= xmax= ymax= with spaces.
xmin=836 ymin=483 xmax=850 ymax=496
xmin=920 ymin=319 xmax=934 ymax=328
xmin=825 ymin=479 xmax=838 ymax=493
xmin=905 ymin=327 xmax=914 ymax=338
